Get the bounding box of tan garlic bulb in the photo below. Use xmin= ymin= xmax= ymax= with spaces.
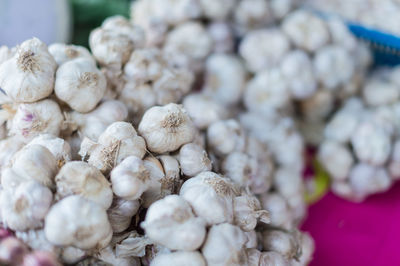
xmin=138 ymin=103 xmax=196 ymax=153
xmin=201 ymin=223 xmax=248 ymax=266
xmin=48 ymin=43 xmax=95 ymax=66
xmin=110 ymin=156 xmax=151 ymax=200
xmin=1 ymin=181 xmax=53 ymax=231
xmin=107 ymin=198 xmax=140 ymax=233
xmin=44 ymin=195 xmax=112 ymax=250
xmin=55 ymin=58 xmax=106 ymax=113
xmin=179 ymin=171 xmax=235 ymax=225
xmin=141 ymin=195 xmax=207 ymax=251
xmin=0 ymin=38 xmax=56 ymax=103
xmin=10 ymin=99 xmax=64 ymax=142
xmin=55 ymin=161 xmax=113 ymax=209
xmin=178 ymin=143 xmax=212 ymax=177
xmin=80 ymin=121 xmax=146 ymax=173
xmin=4 ymin=144 xmax=57 ymax=189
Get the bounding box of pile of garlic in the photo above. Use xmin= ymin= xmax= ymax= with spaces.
xmin=318 ymin=66 xmax=400 ymax=201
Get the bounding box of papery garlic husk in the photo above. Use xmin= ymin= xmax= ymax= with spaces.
xmin=142 ymin=195 xmax=206 ymax=251
xmin=55 ymin=58 xmax=106 ymax=113
xmin=233 ymin=194 xmax=270 ymax=232
xmin=151 ymin=251 xmax=206 ymax=266
xmin=10 ymin=99 xmax=64 ymax=142
xmin=141 ymin=156 xmax=168 ymax=208
xmin=55 ymin=161 xmax=113 ymax=209
xmin=3 ymin=144 xmax=57 ymax=189
xmin=207 ymin=119 xmax=246 ymax=156
xmin=44 ymin=195 xmax=112 ymax=250
xmin=107 ymin=198 xmax=140 ymax=233
xmin=48 ymin=43 xmax=95 ymax=66
xmin=80 ymin=121 xmax=146 ymax=173
xmin=0 ymin=45 xmax=15 ymax=65
xmin=110 ymin=156 xmax=151 ymax=200
xmin=178 ymin=143 xmax=212 ymax=177
xmin=202 ymin=53 xmax=247 ymax=106
xmin=1 ymin=181 xmax=52 ymax=231
xmin=201 ymin=223 xmax=248 ymax=266
xmin=247 ymin=249 xmax=290 ymax=266
xmin=179 ymin=171 xmax=235 ymax=225
xmin=0 ymin=38 xmax=56 ymax=103
xmin=27 ymin=134 xmax=71 ymax=167
xmin=262 ymin=229 xmax=301 ymax=260
xmin=182 ymin=93 xmax=227 ymax=130
xmin=138 ymin=103 xmax=196 ymax=153
xmin=95 ymin=245 xmax=141 ymax=266
xmin=65 ymin=99 xmax=128 ymax=141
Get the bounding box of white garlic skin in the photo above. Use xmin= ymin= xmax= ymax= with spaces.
xmin=110 ymin=156 xmax=150 ymax=200
xmin=222 ymin=151 xmax=255 ymax=188
xmin=55 ymin=161 xmax=113 ymax=209
xmin=318 ymin=141 xmax=354 ymax=181
xmin=282 ymin=10 xmax=330 ymax=52
xmin=44 ymin=195 xmax=112 ymax=250
xmin=233 ymin=0 xmax=273 ymax=35
xmin=141 ymin=156 xmax=166 ymax=208
xmin=207 ymin=119 xmax=246 ymax=156
xmin=260 ymin=193 xmax=293 ymax=229
xmin=201 ymin=223 xmax=248 ymax=266
xmin=107 ymin=198 xmax=140 ymax=233
xmin=0 ymin=38 xmax=56 ymax=103
xmin=48 ymin=43 xmax=94 ymax=66
xmin=15 ymin=229 xmax=59 ymax=255
xmin=363 ymin=78 xmax=400 ymax=107
xmin=158 ymin=155 xmax=180 ymax=181
xmin=300 ymin=90 xmax=334 ymax=122
xmin=10 ymin=99 xmax=64 ymax=142
xmin=202 ymin=53 xmax=246 ymax=106
xmin=142 ymin=195 xmax=206 ymax=251
xmin=60 ymin=246 xmax=86 ymax=264
xmin=55 ymin=58 xmax=106 ymax=113
xmin=0 ymin=45 xmax=14 ymax=65
xmin=182 ymin=93 xmax=227 ymax=130
xmin=1 ymin=181 xmax=52 ymax=231
xmin=67 ymin=99 xmax=128 ymax=141
xmin=351 ymin=121 xmax=391 ymax=166
xmin=138 ymin=103 xmax=196 ymax=154
xmin=262 ymin=230 xmax=299 ymax=260
xmin=207 ymin=22 xmax=234 ymax=53
xmin=247 ymin=249 xmax=290 ymax=266
xmin=233 ymin=194 xmax=269 ymax=232
xmin=0 ymin=136 xmax=25 ymax=170
xmin=239 ymin=29 xmax=290 ymax=73
xmin=151 ymin=251 xmax=206 ymax=266
xmin=179 ymin=171 xmax=234 ymax=225
xmin=178 ymin=143 xmax=212 ymax=177
xmin=6 ymin=144 xmax=57 ymax=189
xmin=27 ymin=134 xmax=71 ymax=165
xmin=348 ymin=163 xmax=392 ymax=201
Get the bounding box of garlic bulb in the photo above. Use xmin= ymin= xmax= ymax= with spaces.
xmin=179 ymin=171 xmax=235 ymax=225
xmin=55 ymin=58 xmax=106 ymax=113
xmin=10 ymin=99 xmax=64 ymax=142
xmin=110 ymin=156 xmax=150 ymax=200
xmin=89 ymin=16 xmax=145 ymax=67
xmin=182 ymin=93 xmax=227 ymax=130
xmin=138 ymin=103 xmax=196 ymax=153
xmin=247 ymin=249 xmax=290 ymax=266
xmin=48 ymin=43 xmax=94 ymax=66
xmin=239 ymin=29 xmax=290 ymax=73
xmin=151 ymin=251 xmax=206 ymax=266
xmin=0 ymin=45 xmax=14 ymax=65
xmin=60 ymin=246 xmax=86 ymax=264
xmin=44 ymin=195 xmax=112 ymax=250
xmin=66 ymin=99 xmax=128 ymax=141
xmin=80 ymin=121 xmax=146 ymax=173
xmin=55 ymin=161 xmax=113 ymax=209
xmin=142 ymin=195 xmax=206 ymax=251
xmin=15 ymin=229 xmax=59 ymax=255
xmin=107 ymin=198 xmax=140 ymax=233
xmin=233 ymin=0 xmax=274 ymax=35
xmin=0 ymin=136 xmax=25 ymax=170
xmin=141 ymin=156 xmax=168 ymax=208
xmin=158 ymin=155 xmax=180 ymax=181
xmin=0 ymin=38 xmax=56 ymax=103
xmin=207 ymin=119 xmax=246 ymax=156
xmin=282 ymin=10 xmax=330 ymax=52
xmin=260 ymin=193 xmax=293 ymax=229
xmin=202 ymin=53 xmax=247 ymax=106
xmin=27 ymin=134 xmax=71 ymax=166
xmin=0 ymin=237 xmax=28 ymax=265
xmin=221 ymin=151 xmax=257 ymax=188
xmin=3 ymin=144 xmax=57 ymax=189
xmin=207 ymin=22 xmax=234 ymax=53
xmin=1 ymin=181 xmax=52 ymax=231
xmin=178 ymin=143 xmax=212 ymax=177
xmin=233 ymin=194 xmax=269 ymax=231
xmin=201 ymin=223 xmax=248 ymax=266
xmin=262 ymin=229 xmax=300 ymax=260
xmin=318 ymin=141 xmax=354 ymax=181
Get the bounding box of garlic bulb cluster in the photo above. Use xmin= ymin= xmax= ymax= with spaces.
xmin=319 ymin=68 xmax=400 ymax=201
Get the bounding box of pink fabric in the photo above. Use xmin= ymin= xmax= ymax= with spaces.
xmin=301 ymin=182 xmax=400 ymax=266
